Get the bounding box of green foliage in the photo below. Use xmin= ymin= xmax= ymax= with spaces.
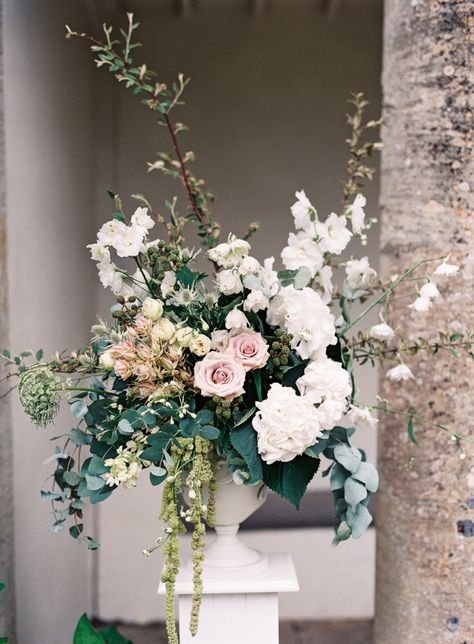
xmin=262 ymin=454 xmax=320 ymax=509
xmin=73 ymin=614 xmax=132 ymax=644
xmin=230 ymin=420 xmax=262 ymax=484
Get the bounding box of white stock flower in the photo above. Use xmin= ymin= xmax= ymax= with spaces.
xmin=216 ymin=269 xmax=243 ymax=295
xmin=386 ymin=363 xmax=414 ymax=381
xmin=315 ymin=213 xmax=352 ymax=255
xmin=434 ymin=260 xmax=459 ymax=277
xmin=208 ymin=235 xmax=251 ymax=268
xmin=142 ymin=297 xmax=164 ymax=321
xmin=225 ymin=309 xmax=249 ymax=332
xmin=113 ymin=224 xmax=146 ymax=258
xmin=290 ymin=190 xmax=316 ymax=231
xmin=252 ymin=383 xmax=323 ymax=464
xmin=97 ymin=219 xmax=127 ymax=245
xmin=346 ymin=405 xmax=378 ymax=430
xmin=369 ymin=322 xmax=395 ymax=341
xmin=244 ymin=290 xmax=269 ymax=312
xmin=345 ymin=256 xmax=377 ymax=289
xmin=161 ymin=271 xmax=177 ymax=298
xmin=87 ymin=242 xmax=110 ymax=262
xmin=281 ymin=232 xmax=324 ymax=277
xmin=131 ymin=207 xmax=155 ymax=230
xmin=267 ymin=286 xmax=336 ymax=359
xmin=347 ymin=194 xmax=367 ymax=234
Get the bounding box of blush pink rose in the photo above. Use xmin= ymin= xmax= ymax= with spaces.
xmin=194 ymin=351 xmax=246 ymax=400
xmin=227 ymin=332 xmax=269 ymax=371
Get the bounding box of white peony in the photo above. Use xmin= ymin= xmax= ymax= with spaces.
xmin=290 ymin=190 xmax=316 ymax=231
xmin=142 ymin=297 xmax=164 ymax=321
xmin=345 ymin=256 xmax=377 ymax=290
xmin=216 ymin=269 xmax=243 ymax=295
xmin=369 ymin=322 xmax=395 ymax=341
xmin=347 ymin=194 xmax=367 ymax=234
xmin=346 ymin=405 xmax=378 ymax=430
xmin=208 ymin=235 xmax=251 ymax=268
xmin=131 ymin=207 xmax=155 ymax=231
xmin=252 ymin=383 xmax=323 ymax=464
xmin=161 ymin=271 xmax=177 ymax=298
xmin=267 ymin=286 xmax=336 ymax=360
xmin=386 ymin=363 xmax=414 ymax=381
xmin=225 ymin=309 xmax=249 ymax=332
xmin=244 ymin=290 xmax=269 ymax=312
xmin=315 ymin=212 xmax=352 ymax=255
xmin=281 ymin=232 xmax=324 ymax=277
xmin=296 ymin=357 xmax=351 ymax=407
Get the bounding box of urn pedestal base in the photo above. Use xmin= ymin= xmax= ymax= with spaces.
xmin=159 ymin=553 xmax=299 ymax=644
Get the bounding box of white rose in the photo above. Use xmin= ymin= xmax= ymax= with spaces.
xmin=152 ymin=318 xmax=175 ymax=342
xmin=386 ymin=363 xmax=414 ymax=381
xmin=175 ymin=326 xmax=194 ymax=347
xmin=216 ymin=269 xmax=243 ymax=295
xmin=225 ymin=309 xmax=249 ymax=332
xmin=131 ymin=207 xmax=155 ymax=231
xmin=252 ymin=383 xmax=323 ymax=464
xmin=281 ymin=232 xmax=324 ymax=277
xmin=189 ymin=334 xmax=211 ymax=356
xmin=369 ymin=322 xmax=395 ymax=341
xmin=244 ymin=290 xmax=269 ymax=312
xmin=99 ymin=349 xmax=115 ymax=370
xmin=345 ymin=256 xmax=377 ymax=290
xmin=142 ymin=297 xmax=164 ymax=321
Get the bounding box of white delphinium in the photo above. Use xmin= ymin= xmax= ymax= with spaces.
xmin=369 ymin=321 xmax=395 ymax=341
xmin=315 ymin=212 xmax=352 ymax=255
xmin=386 ymin=363 xmax=414 ymax=381
xmin=87 ymin=242 xmax=111 ymax=262
xmin=225 ymin=309 xmax=249 ymax=332
xmin=113 ymin=224 xmax=147 ymax=258
xmin=208 ymin=234 xmax=251 ymax=268
xmin=161 ymin=270 xmax=177 ymax=298
xmin=290 ymin=190 xmax=317 ymax=231
xmin=346 ymin=405 xmax=379 ymax=430
xmin=346 ymin=194 xmax=367 ymax=234
xmin=242 ymin=256 xmax=280 ymax=300
xmin=216 ymin=269 xmax=243 ymax=295
xmin=130 ymin=206 xmax=155 ymax=230
xmin=345 ymin=256 xmax=377 ymax=290
xmin=296 ymin=357 xmax=351 ymax=429
xmin=267 ymin=286 xmax=337 ymax=360
xmin=238 ymin=255 xmax=261 ymax=276
xmin=314 ymin=265 xmax=334 ymax=304
xmin=97 ymin=261 xmax=126 ymax=295
xmin=252 ymin=383 xmax=323 ymax=464
xmin=97 ymin=219 xmax=127 ymax=245
xmin=433 ymin=259 xmax=459 ymax=277
xmin=281 ymin=232 xmax=324 ymax=277
xmin=244 ymin=290 xmax=269 ymax=312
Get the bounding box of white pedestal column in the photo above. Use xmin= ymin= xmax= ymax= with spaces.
xmin=158 ymin=553 xmax=299 ymax=644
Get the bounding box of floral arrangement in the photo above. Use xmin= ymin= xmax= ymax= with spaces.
xmin=2 ymin=15 xmax=471 ymax=644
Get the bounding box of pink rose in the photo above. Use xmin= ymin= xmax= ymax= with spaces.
xmin=194 ymin=351 xmax=246 ymax=400
xmin=227 ymin=332 xmax=269 ymax=371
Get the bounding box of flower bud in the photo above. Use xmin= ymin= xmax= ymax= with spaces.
xmin=142 ymin=297 xmax=164 ymax=321
xmin=99 ymin=349 xmax=115 ymax=370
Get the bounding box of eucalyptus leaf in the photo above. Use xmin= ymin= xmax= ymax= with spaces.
xmin=85 ymin=474 xmax=105 ymax=491
xmin=63 ymin=471 xmax=81 ymax=486
xmin=70 ymin=400 xmax=88 ymax=419
xmin=294 ymin=266 xmax=312 ymax=289
xmin=117 ymin=419 xmax=135 ymax=435
xmin=200 ymin=425 xmax=220 ymax=440
xmin=334 ymin=444 xmax=362 ymax=473
xmin=353 ymin=461 xmax=379 ymax=492
xmin=344 ymin=477 xmax=368 ymax=511
xmin=346 ymin=503 xmax=373 ymax=538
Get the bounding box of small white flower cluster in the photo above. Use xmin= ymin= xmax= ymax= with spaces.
xmin=408 ymin=258 xmax=459 ymax=313
xmin=88 ymin=207 xmax=155 ymax=298
xmin=104 ymin=439 xmax=145 ymax=489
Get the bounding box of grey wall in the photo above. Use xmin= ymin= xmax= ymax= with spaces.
xmin=4 ymin=2 xmax=102 ymax=641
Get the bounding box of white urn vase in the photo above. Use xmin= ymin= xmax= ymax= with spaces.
xmin=201 ymin=462 xmax=268 ymax=579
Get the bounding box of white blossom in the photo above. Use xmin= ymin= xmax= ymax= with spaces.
xmin=346 ymin=405 xmax=378 ymax=430
xmin=225 ymin=309 xmax=249 ymax=332
xmin=238 ymin=255 xmax=261 ymax=276
xmin=290 ymin=189 xmax=316 ymax=231
xmin=142 ymin=297 xmax=164 ymax=321
xmin=346 ymin=194 xmax=367 ymax=234
xmin=252 ymin=383 xmax=323 ymax=464
xmin=87 ymin=242 xmax=110 ymax=262
xmin=315 ymin=212 xmax=352 ymax=255
xmin=210 ymin=329 xmax=230 ymax=351
xmin=244 ymin=290 xmax=269 ymax=312
xmin=131 ymin=207 xmax=155 ymax=231
xmin=208 ymin=235 xmax=251 ymax=268
xmin=314 ymin=265 xmax=334 ymax=304
xmin=345 ymin=256 xmax=377 ymax=290
xmin=113 ymin=224 xmax=147 ymax=258
xmin=369 ymin=322 xmax=395 ymax=341
xmin=281 ymin=232 xmax=324 ymax=277
xmin=97 ymin=261 xmax=124 ymax=294
xmin=97 ymin=219 xmax=127 ymax=245
xmin=386 ymin=363 xmax=414 ymax=381
xmin=434 ymin=260 xmax=459 ymax=277
xmin=216 ymin=269 xmax=243 ymax=295
xmin=419 ymin=281 xmax=440 ymax=300
xmin=161 ymin=271 xmax=177 ymax=298
xmin=409 ymin=296 xmax=432 ymax=312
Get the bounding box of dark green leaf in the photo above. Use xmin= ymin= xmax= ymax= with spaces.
xmin=407 ymin=417 xmax=417 ymax=445
xmin=69 ymin=428 xmax=92 ymax=446
xmin=262 ymin=454 xmax=320 ymax=508
xmin=63 ymin=471 xmax=81 ymax=486
xmin=69 ymin=524 xmax=84 ymax=539
xmin=99 ymin=625 xmax=132 ymax=644
xmin=230 ymin=422 xmax=262 ymax=484
xmin=200 ymin=425 xmax=220 ymax=440
xmin=73 ymin=613 xmax=105 ymax=644
xmin=196 ymin=409 xmax=213 ymax=425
